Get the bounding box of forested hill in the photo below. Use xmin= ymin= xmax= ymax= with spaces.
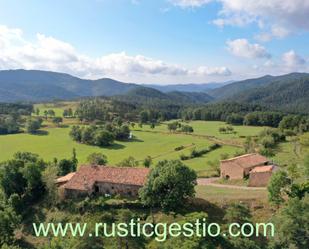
xmin=225 ymin=75 xmax=309 ymax=114
xmin=209 ymin=72 xmax=309 ymax=114
xmin=208 ymin=72 xmax=309 ymax=99
xmin=112 ymin=87 xmax=214 ymax=105
xmin=0 ymin=69 xmax=138 ymax=102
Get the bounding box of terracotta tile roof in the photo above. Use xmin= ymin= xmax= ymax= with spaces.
xmin=251 ymin=165 xmax=275 ymax=173
xmin=56 ymin=172 xmax=76 ymax=184
xmin=221 ymin=153 xmax=269 ymax=169
xmin=64 ymin=165 xmax=150 ymax=191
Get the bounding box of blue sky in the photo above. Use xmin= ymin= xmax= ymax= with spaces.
xmin=0 ymin=0 xmax=308 ymax=84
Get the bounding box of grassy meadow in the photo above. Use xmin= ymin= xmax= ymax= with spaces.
xmin=2 ymin=108 xmax=306 ymax=177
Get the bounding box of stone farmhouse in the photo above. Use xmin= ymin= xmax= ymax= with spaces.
xmin=220 ymin=153 xmax=277 ymax=187
xmin=57 ymin=165 xmax=150 ymax=198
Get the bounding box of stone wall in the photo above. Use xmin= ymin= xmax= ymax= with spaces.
xmin=95 ymin=182 xmax=141 ymax=197
xmin=249 ymin=172 xmax=272 ymax=187
xmin=220 ymin=163 xmax=244 ymax=179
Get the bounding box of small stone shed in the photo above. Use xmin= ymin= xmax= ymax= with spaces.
xmin=58 ymin=165 xmax=150 ymax=198
xmin=248 ymin=165 xmax=278 ymax=187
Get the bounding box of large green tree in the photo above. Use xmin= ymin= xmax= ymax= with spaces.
xmin=139 ymin=160 xmax=197 ymax=212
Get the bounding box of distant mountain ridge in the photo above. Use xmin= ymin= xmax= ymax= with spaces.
xmin=0 ymin=69 xmax=308 ymax=114
xmin=114 ymin=86 xmax=214 ymax=105
xmin=144 ymin=81 xmax=232 ymax=93
xmin=0 ymin=69 xmax=214 ymax=104
xmin=208 ymin=73 xmax=309 ymax=99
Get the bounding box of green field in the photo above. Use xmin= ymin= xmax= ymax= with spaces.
xmin=33 ymin=101 xmax=77 ymax=117
xmin=5 ymin=120 xmax=298 ymax=177
xmin=0 ymin=120 xmax=263 ymax=176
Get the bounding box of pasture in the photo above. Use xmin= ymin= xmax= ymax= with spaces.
xmin=0 ymin=120 xmax=268 ymax=176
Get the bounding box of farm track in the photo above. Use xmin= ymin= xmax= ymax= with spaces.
xmin=197 ymin=178 xmax=266 ymax=190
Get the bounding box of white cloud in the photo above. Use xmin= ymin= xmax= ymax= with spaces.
xmin=171 ymin=0 xmax=309 ymax=39
xmin=215 ymin=0 xmax=309 ymax=30
xmin=255 ymin=25 xmax=291 ymax=42
xmin=169 ymin=0 xmax=212 ymax=8
xmin=193 ymin=66 xmax=231 ymax=76
xmin=226 ymin=39 xmax=271 ymax=59
xmin=0 ymin=25 xmax=231 ymax=81
xmin=282 ymin=50 xmax=306 ymax=67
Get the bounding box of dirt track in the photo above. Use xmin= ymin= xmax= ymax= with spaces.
xmin=197 ymin=178 xmax=266 ymax=190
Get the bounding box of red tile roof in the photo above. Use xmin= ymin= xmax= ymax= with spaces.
xmin=251 ymin=165 xmax=275 ymax=173
xmin=221 ymin=153 xmax=269 ymax=169
xmin=56 ymin=172 xmax=76 ymax=184
xmin=64 ymin=165 xmax=150 ymax=191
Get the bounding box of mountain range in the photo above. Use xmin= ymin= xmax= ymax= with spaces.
xmin=0 ymin=69 xmax=308 ymax=113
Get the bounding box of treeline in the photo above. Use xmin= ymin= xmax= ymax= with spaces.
xmin=181 ymin=102 xmax=309 ymax=132
xmin=70 ymin=122 xmax=130 ymax=147
xmin=0 ymin=103 xmax=33 ymax=115
xmin=74 ymin=98 xmax=182 ymax=123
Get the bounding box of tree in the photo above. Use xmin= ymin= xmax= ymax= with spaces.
xmin=167 ymin=121 xmax=179 ymax=132
xmin=57 ymin=149 xmax=78 ymax=176
xmin=93 ymin=129 xmax=114 ymax=146
xmin=52 ymin=117 xmax=63 ymax=126
xmin=224 ymin=203 xmax=251 ymax=224
xmin=114 ymin=124 xmax=130 ymax=140
xmin=42 ymin=164 xmax=59 ymax=205
xmin=21 ymin=162 xmax=44 ymax=199
xmin=226 ymin=113 xmax=244 ymax=125
xmin=0 ymin=204 xmax=20 ymax=246
xmin=270 ymin=194 xmax=309 ymax=249
xmin=35 ymin=108 xmax=40 ymax=116
xmin=219 ymin=127 xmax=226 ymax=133
xmin=57 ymin=159 xmax=76 ymax=176
xmin=268 ymin=170 xmax=291 ymax=206
xmin=69 ymin=126 xmax=82 ymax=142
xmin=143 ymin=156 xmax=152 ymax=168
xmin=86 ymin=153 xmax=108 ymax=166
xmin=139 ymin=111 xmax=149 ymax=124
xmin=43 ymin=110 xmax=48 ymax=120
xmin=25 ymin=118 xmax=42 ymax=134
xmin=139 ymin=160 xmax=197 ymax=212
xmin=181 ymin=125 xmax=194 ymax=133
xmin=47 ymin=109 xmax=55 ymax=117
xmin=117 ymin=156 xmax=139 ymax=167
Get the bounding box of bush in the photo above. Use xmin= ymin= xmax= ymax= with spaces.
xmin=87 ymin=153 xmax=108 ymax=165
xmin=25 ymin=118 xmax=42 ymax=134
xmin=175 ymin=145 xmax=185 ymax=151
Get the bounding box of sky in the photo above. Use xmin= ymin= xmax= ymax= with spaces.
xmin=0 ymin=0 xmax=309 ymax=84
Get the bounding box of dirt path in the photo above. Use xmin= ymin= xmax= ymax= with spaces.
xmin=197 ymin=178 xmax=266 ymax=190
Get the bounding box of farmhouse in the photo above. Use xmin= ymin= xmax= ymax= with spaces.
xmin=220 ymin=153 xmax=270 ymax=180
xmin=58 ymin=165 xmax=150 ymax=198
